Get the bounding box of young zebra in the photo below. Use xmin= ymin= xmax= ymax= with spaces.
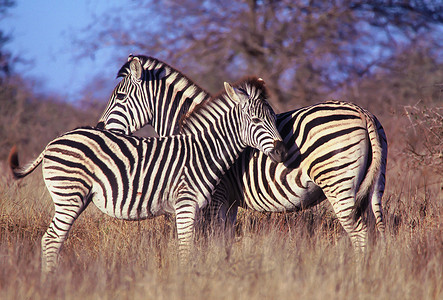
xmin=98 ymin=55 xmax=388 ymax=251
xmin=9 ymin=78 xmax=286 ymax=273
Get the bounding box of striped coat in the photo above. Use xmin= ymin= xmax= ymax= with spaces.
xmin=98 ymin=55 xmax=388 ymax=251
xmin=9 ymin=78 xmax=285 ymax=273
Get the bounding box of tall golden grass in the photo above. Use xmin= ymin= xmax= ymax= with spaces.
xmin=0 ymin=111 xmax=441 ymax=300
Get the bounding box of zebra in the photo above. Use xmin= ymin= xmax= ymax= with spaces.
xmin=98 ymin=55 xmax=388 ymax=251
xmin=98 ymin=54 xmax=210 ymax=135
xmin=8 ymin=77 xmax=287 ymax=273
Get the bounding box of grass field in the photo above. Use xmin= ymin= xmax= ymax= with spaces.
xmin=0 ymin=114 xmax=442 ymax=300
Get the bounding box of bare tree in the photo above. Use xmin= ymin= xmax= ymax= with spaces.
xmin=0 ymin=0 xmax=15 ymax=82
xmin=77 ymin=0 xmax=443 ymax=107
xmin=405 ymin=103 xmax=443 ymax=176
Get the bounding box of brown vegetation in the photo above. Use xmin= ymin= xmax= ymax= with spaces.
xmin=405 ymin=104 xmax=443 ymax=175
xmin=1 ymin=1 xmax=442 ymax=299
xmin=80 ymin=0 xmax=443 ymax=107
xmin=0 ymin=150 xmax=441 ymax=299
xmin=0 ymin=77 xmax=100 ymax=159
xmin=0 ymin=66 xmax=442 ymax=299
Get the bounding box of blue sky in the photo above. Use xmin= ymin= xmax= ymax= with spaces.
xmin=1 ymin=1 xmax=127 ymax=102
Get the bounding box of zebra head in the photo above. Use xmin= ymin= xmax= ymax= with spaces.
xmin=224 ymin=78 xmax=287 ymax=163
xmin=97 ymin=56 xmax=149 ymax=135
xmin=97 ymin=55 xmax=209 ymax=136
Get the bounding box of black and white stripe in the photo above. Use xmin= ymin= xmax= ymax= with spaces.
xmin=98 ymin=55 xmax=210 ymax=135
xmin=9 ymin=78 xmax=285 ymax=273
xmin=99 ymin=55 xmax=388 ymax=251
xmin=212 ymin=101 xmax=387 ymax=250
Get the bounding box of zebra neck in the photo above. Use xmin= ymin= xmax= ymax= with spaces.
xmin=179 ymin=94 xmax=234 ymax=135
xmin=193 ymin=108 xmax=245 ymax=176
xmin=144 ymin=68 xmax=211 ymax=137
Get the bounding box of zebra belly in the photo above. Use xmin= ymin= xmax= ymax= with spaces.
xmin=90 ymin=183 xmax=176 ymax=220
xmin=87 ymin=163 xmax=180 ymax=221
xmin=241 ymin=164 xmax=326 ymax=212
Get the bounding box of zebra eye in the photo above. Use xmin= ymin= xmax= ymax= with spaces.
xmin=251 ymin=117 xmax=261 ymax=124
xmin=116 ymin=93 xmax=126 ymax=100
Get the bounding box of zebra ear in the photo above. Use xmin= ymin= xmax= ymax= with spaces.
xmin=224 ymin=82 xmax=244 ymax=104
xmin=129 ymin=57 xmax=143 ymax=80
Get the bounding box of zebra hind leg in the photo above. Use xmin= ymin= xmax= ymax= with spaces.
xmin=371 ymin=179 xmax=386 ymax=239
xmin=325 ymin=191 xmax=369 ymax=253
xmin=373 ymin=113 xmax=388 ymax=239
xmin=371 ymin=149 xmax=387 ymax=239
xmin=41 ymin=191 xmax=91 ymax=276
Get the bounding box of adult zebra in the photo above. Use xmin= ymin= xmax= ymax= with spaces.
xmin=98 ymin=55 xmax=388 ymax=251
xmin=9 ymin=77 xmax=286 ymax=273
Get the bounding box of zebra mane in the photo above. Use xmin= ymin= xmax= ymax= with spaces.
xmin=117 ymin=55 xmax=208 ymax=94
xmin=116 ymin=55 xmax=211 ymax=114
xmin=179 ymin=76 xmax=269 ymax=133
xmin=116 ymin=55 xmax=167 ymax=78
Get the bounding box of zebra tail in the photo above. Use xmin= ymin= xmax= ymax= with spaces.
xmin=352 ymin=110 xmax=383 ymax=222
xmin=8 ymin=145 xmax=45 ymax=179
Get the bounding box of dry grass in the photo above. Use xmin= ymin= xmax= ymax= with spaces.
xmin=0 ymin=111 xmax=442 ymax=300
xmin=404 ymin=104 xmax=443 ymax=175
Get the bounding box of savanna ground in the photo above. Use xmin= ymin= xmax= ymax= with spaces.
xmin=2 ymin=1 xmax=443 ymax=298
xmin=0 ymin=100 xmax=442 ymax=300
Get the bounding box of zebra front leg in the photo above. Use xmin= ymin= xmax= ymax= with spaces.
xmin=210 ymin=184 xmax=239 ymax=260
xmin=207 ymin=184 xmax=230 ymax=234
xmin=174 ymin=195 xmax=198 ymax=264
xmin=222 ymin=200 xmax=239 ymax=261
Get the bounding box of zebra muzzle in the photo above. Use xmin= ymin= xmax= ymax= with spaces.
xmin=268 ymin=140 xmax=287 ymax=163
